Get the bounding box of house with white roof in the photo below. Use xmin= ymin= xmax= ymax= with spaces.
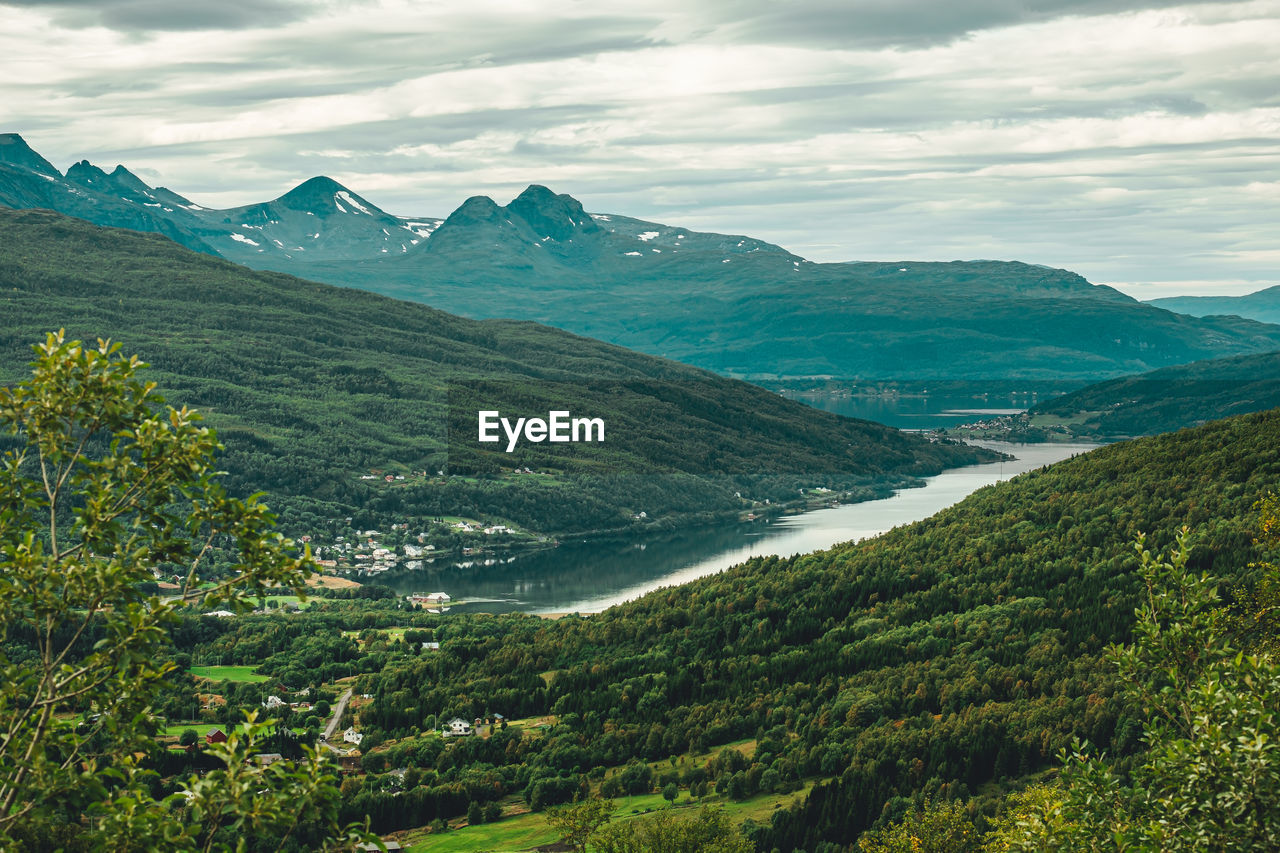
xmin=443 ymin=717 xmax=472 ymax=737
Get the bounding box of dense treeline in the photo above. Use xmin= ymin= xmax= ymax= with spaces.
xmin=137 ymin=409 xmax=1280 ymax=842
xmin=1031 ymin=349 xmax=1280 ymax=439
xmin=337 ymin=409 xmax=1278 ymax=847
xmin=0 ymin=208 xmax=991 ymax=538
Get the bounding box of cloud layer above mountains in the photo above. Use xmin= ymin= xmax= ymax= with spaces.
xmin=3 ymin=0 xmax=1278 ymax=295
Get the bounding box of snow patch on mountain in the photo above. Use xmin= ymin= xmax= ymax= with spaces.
xmin=336 ymin=191 xmax=371 ymax=215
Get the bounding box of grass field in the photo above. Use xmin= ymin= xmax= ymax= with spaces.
xmin=258 ymin=595 xmax=306 ymax=608
xmin=189 ymin=665 xmax=269 ymax=683
xmin=156 ymin=721 xmax=262 ymax=739
xmin=399 ymin=785 xmax=814 ymax=852
xmin=342 ymin=627 xmax=411 ymax=641
xmin=159 ymin=722 xmax=207 ymax=738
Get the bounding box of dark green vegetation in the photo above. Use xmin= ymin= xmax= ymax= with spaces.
xmin=1029 ymin=350 xmax=1280 ymax=439
xmin=6 ymin=134 xmax=1280 ymax=383
xmin=170 ymin=408 xmax=1280 ymax=848
xmin=0 ymin=208 xmax=990 ymax=538
xmin=360 ymin=410 xmax=1278 ymax=850
xmin=0 ymin=334 xmax=370 ymax=852
xmin=1148 ymin=285 xmax=1280 ymax=325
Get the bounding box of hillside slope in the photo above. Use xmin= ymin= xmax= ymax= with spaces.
xmin=1028 ymin=350 xmax=1280 ymax=439
xmin=0 ymin=208 xmax=992 ymax=537
xmin=345 ymin=408 xmax=1280 ymax=847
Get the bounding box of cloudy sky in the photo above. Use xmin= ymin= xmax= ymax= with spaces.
xmin=2 ymin=0 xmax=1278 ymax=297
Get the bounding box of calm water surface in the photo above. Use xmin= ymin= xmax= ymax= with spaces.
xmin=786 ymin=391 xmax=1035 ymax=430
xmin=375 ymin=440 xmax=1098 ymax=615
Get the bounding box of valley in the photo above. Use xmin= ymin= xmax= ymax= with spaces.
xmin=0 ymin=207 xmax=995 ymax=548
xmin=3 ymin=99 xmax=1280 ymax=852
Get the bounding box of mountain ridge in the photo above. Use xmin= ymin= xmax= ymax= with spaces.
xmin=5 ymin=133 xmax=1280 ymax=382
xmin=1147 ymin=286 xmax=1280 ymax=325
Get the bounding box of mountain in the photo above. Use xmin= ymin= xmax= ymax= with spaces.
xmin=0 ymin=133 xmax=442 ymax=265
xmin=293 ymin=192 xmax=1280 ymax=382
xmin=1027 ymin=349 xmax=1280 ymax=439
xmin=1147 ymin=286 xmax=1280 ymax=325
xmin=0 ymin=135 xmax=218 ymax=254
xmin=7 ymin=135 xmax=1279 ymax=383
xmin=0 ymin=207 xmax=993 ymax=537
xmin=206 ymin=175 xmax=441 ymax=263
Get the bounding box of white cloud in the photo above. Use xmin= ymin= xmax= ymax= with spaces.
xmin=0 ymin=0 xmax=1278 ymax=294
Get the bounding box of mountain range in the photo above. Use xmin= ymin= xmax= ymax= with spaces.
xmin=5 ymin=133 xmax=1280 ymax=384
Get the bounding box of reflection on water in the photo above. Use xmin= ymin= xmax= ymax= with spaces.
xmin=372 ymin=441 xmax=1098 ymax=615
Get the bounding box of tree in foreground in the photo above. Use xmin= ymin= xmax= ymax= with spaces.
xmin=1001 ymin=529 xmax=1280 ymax=851
xmin=0 ymin=333 xmax=374 ymax=851
xmin=856 ymin=798 xmax=978 ymax=853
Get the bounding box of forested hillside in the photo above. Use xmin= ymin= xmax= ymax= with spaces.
xmin=1030 ymin=350 xmax=1280 ymax=439
xmin=176 ymin=408 xmax=1280 ymax=847
xmin=0 ymin=208 xmax=991 ymax=538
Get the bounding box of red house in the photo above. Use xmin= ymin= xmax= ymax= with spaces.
xmin=205 ymin=728 xmax=228 ymax=745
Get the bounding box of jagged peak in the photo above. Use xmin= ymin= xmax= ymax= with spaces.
xmin=66 ymin=159 xmax=111 ymax=185
xmin=276 ymin=175 xmax=347 ymax=207
xmin=442 ymin=194 xmax=504 ymax=226
xmin=108 ymin=164 xmax=155 ymax=195
xmin=0 ymin=133 xmax=60 ymax=176
xmin=511 ymin=183 xmax=561 ymax=206
xmin=506 ymin=184 xmax=599 ymax=240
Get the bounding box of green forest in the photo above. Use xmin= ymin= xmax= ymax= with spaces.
xmin=0 ymin=208 xmax=991 ymax=539
xmin=1029 ymin=350 xmax=1280 ymax=439
xmin=122 ymin=406 xmax=1280 ymax=849
xmin=3 ymin=211 xmax=1279 ymax=851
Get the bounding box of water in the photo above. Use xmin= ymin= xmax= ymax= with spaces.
xmin=372 ymin=441 xmax=1098 ymax=615
xmin=785 ymin=391 xmax=1037 ymax=430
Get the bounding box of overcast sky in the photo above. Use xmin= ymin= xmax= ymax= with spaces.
xmin=2 ymin=0 xmax=1278 ymax=297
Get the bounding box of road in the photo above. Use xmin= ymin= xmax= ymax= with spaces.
xmin=322 ymin=688 xmax=353 ymax=744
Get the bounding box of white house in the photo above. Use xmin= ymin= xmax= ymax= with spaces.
xmin=263 ymin=695 xmax=286 ymax=709
xmin=343 ymin=727 xmax=364 ymax=746
xmin=443 ymin=717 xmax=472 ymax=737
xmin=426 ymin=592 xmax=451 ymax=605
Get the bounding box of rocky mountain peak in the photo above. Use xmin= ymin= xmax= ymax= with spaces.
xmin=507 ymin=184 xmax=599 ymax=241
xmin=0 ymin=133 xmax=60 ymax=176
